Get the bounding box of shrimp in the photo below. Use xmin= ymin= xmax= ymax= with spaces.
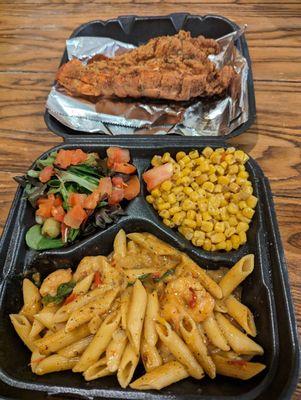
xmin=39 ymin=268 xmax=72 ymax=297
xmin=161 ymin=275 xmax=215 ymax=327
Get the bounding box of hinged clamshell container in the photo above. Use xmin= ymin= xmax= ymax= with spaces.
xmin=0 ymin=13 xmax=299 ymax=400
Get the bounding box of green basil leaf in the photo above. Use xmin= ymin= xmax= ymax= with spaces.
xmin=153 ymin=268 xmax=175 ymax=282
xmin=56 ymin=281 xmax=76 ymax=297
xmin=26 ymin=225 xmax=64 ymax=250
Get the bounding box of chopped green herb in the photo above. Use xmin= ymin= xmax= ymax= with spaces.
xmin=42 ymin=281 xmax=76 ymax=305
xmin=153 ymin=268 xmax=175 ymax=282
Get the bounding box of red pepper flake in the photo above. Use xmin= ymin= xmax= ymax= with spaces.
xmin=64 ymin=293 xmax=78 ymax=305
xmin=188 ymin=287 xmax=197 ymax=308
xmin=152 ymin=273 xmax=160 ymax=280
xmin=93 ymin=271 xmax=103 ymax=288
xmin=228 ymin=359 xmax=248 ymax=367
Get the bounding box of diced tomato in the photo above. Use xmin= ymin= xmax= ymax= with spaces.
xmin=112 ymin=162 xmax=136 ymax=174
xmin=93 ymin=271 xmax=103 ymax=288
xmin=36 ymin=194 xmax=62 ymax=219
xmin=123 ymin=176 xmax=140 ymax=200
xmin=55 ymin=149 xmax=87 ymax=169
xmin=61 ymin=222 xmax=69 ymax=243
xmin=68 ymin=193 xmax=87 ymax=207
xmin=142 ymin=163 xmax=173 ymax=191
xmin=228 ymin=359 xmax=248 ymax=367
xmin=107 ymin=147 xmax=130 ymax=164
xmin=83 ymin=190 xmax=100 ymax=210
xmin=64 ymin=293 xmax=78 ymax=305
xmin=188 ymin=287 xmax=197 ymax=308
xmin=112 ymin=176 xmax=127 ymax=189
xmin=98 ymin=177 xmax=112 ymax=199
xmin=108 ymin=187 xmax=124 ymax=205
xmin=39 ymin=166 xmax=54 ymax=183
xmin=51 ymin=205 xmax=65 ymax=222
xmin=63 ymin=204 xmax=87 ymax=229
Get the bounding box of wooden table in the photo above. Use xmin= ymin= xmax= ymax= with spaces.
xmin=0 ymin=0 xmax=300 ymax=397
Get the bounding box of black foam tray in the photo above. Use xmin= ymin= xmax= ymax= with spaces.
xmin=44 ymin=12 xmax=256 ymax=139
xmin=0 ymin=137 xmax=299 ymax=400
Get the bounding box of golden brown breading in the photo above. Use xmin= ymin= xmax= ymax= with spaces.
xmin=56 ymin=30 xmax=236 ymax=101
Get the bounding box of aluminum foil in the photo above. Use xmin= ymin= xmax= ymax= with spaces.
xmin=46 ymin=28 xmax=249 ymax=136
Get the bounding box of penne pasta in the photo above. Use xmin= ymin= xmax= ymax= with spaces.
xmin=155 ymin=318 xmax=204 ymax=379
xmin=127 ymin=279 xmax=147 ymax=354
xmin=127 ymin=233 xmax=181 ymax=258
xmin=219 ymin=255 xmax=254 ymax=298
xmin=73 ymin=310 xmax=121 ymax=373
xmin=20 ymin=279 xmax=41 ymax=321
xmin=58 ymin=335 xmax=94 ymax=358
xmin=29 ymin=318 xmax=45 ymax=338
xmin=212 ymin=354 xmax=266 ymax=380
xmin=34 ymin=324 xmax=90 ymax=355
xmin=225 ymin=295 xmax=257 ymax=337
xmin=65 ymin=288 xmax=119 ymax=332
xmin=73 ymin=273 xmax=94 ymax=295
xmin=140 ymin=338 xmax=162 ymax=372
xmin=30 ymin=348 xmax=46 ymax=374
xmin=181 ymin=255 xmax=223 ymax=299
xmin=144 ymin=290 xmax=159 ymax=347
xmin=83 ymin=357 xmax=112 ymax=381
xmin=179 ymin=313 xmax=216 ymax=378
xmin=215 ymin=313 xmax=263 ymax=356
xmin=88 ymin=315 xmax=103 ymax=334
xmin=10 ymin=314 xmax=36 ymax=352
xmin=106 ymin=329 xmax=127 ymax=372
xmin=113 ymin=229 xmax=127 ymax=259
xmin=127 ymin=240 xmax=139 ymax=253
xmin=130 ymin=361 xmax=189 ymax=390
xmin=120 ymin=287 xmax=132 ymax=331
xmin=53 ymin=286 xmax=110 ymax=324
xmin=202 ymin=314 xmax=230 ymax=351
xmin=214 ymin=299 xmax=228 ymax=313
xmin=117 ymin=342 xmax=139 ymax=388
xmin=73 ymin=256 xmax=108 ymax=282
xmin=35 ymin=304 xmax=60 ymax=330
xmin=35 ymin=354 xmax=79 ymax=375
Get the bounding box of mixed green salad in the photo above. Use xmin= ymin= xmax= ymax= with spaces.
xmin=15 ymin=147 xmax=140 ymax=250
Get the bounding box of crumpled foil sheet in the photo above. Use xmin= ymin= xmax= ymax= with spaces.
xmin=46 ymin=28 xmax=249 ymax=136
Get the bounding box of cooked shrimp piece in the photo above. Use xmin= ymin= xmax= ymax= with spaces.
xmin=161 ymin=276 xmax=215 ymax=325
xmin=39 ymin=269 xmax=72 ymax=297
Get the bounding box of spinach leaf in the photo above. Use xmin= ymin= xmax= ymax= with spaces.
xmin=68 ymin=228 xmax=80 ymax=242
xmin=42 ymin=281 xmax=75 ymax=305
xmin=153 ymin=269 xmax=175 ymax=282
xmin=26 ymin=225 xmax=64 ymax=250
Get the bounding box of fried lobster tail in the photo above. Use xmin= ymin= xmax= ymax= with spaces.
xmin=56 ymin=30 xmax=236 ymax=101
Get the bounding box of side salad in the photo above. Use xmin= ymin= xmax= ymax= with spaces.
xmin=15 ymin=147 xmax=140 ymax=250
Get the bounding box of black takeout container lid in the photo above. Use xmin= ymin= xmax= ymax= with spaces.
xmin=0 ymin=13 xmax=299 ymax=400
xmin=44 ymin=12 xmax=256 ymax=140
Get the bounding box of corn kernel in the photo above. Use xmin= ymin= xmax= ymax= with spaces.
xmin=201 ymin=221 xmax=213 ymax=232
xmin=214 ymin=184 xmax=222 ymax=193
xmin=236 ymin=177 xmax=247 ymax=186
xmin=189 ymin=150 xmax=199 ymax=159
xmin=180 ymin=176 xmax=192 ymax=186
xmin=187 ymin=210 xmax=196 ymax=220
xmin=181 ymin=155 xmax=191 ymax=165
xmin=225 ymin=227 xmax=236 ymax=238
xmin=228 ymin=164 xmax=239 ymax=174
xmin=163 ymin=218 xmax=175 ymax=228
xmin=231 ymin=234 xmax=240 ymax=249
xmin=237 ymin=212 xmax=251 ymax=224
xmin=225 ymin=240 xmax=233 ymax=252
xmin=151 ymin=188 xmax=161 ymax=198
xmin=196 ymin=174 xmax=209 ymax=185
xmin=159 ymin=210 xmax=170 ymax=219
xmin=247 ymin=195 xmax=258 ymax=208
xmin=191 ymin=182 xmax=199 ymax=191
xmin=161 ymin=152 xmax=171 ymax=163
xmin=227 ymin=203 xmax=239 ymax=214
xmin=216 ymin=241 xmax=227 ymax=250
xmin=183 ymin=187 xmax=193 ymax=195
xmin=202 ymin=212 xmax=211 ymax=221
xmin=182 ymin=198 xmax=195 ymax=211
xmin=228 ymin=216 xmax=238 ymax=227
xmin=221 ymin=161 xmax=228 ymax=169
xmin=239 ymin=231 xmax=247 ymax=244
xmin=180 ymin=227 xmax=194 ymax=241
xmin=157 ymin=202 xmax=170 ymax=211
xmin=156 ymin=197 xmax=164 ymax=205
xmin=238 ymin=171 xmax=249 ymax=179
xmin=211 ymin=232 xmax=226 ymax=244
xmin=172 ymin=185 xmax=184 ymax=194
xmin=242 ymin=207 xmax=255 ymax=219
xmin=189 ymin=191 xmax=199 ymax=202
xmin=209 ymin=174 xmax=218 ymax=183
xmin=220 ymin=207 xmax=229 ymax=221
xmin=176 ymin=192 xmax=186 ymax=202
xmin=203 ymin=238 xmax=212 ymax=251
xmin=215 ymin=165 xmax=225 ymax=175
xmin=196 ymin=214 xmax=203 ymax=227
xmin=193 ymin=230 xmax=205 ymax=240
xmin=208 ymin=165 xmax=216 ymax=175
xmin=218 ymin=176 xmax=230 ymax=185
xmin=202 ymin=146 xmax=214 ymax=158
xmin=172 ymin=211 xmax=186 ymax=225
xmin=176 ymin=151 xmax=186 ymax=161
xmin=151 ymin=155 xmax=162 ymax=167
xmin=169 ymin=205 xmax=181 ymax=215
xmin=234 ymin=150 xmax=245 ymax=163
xmin=225 ymin=154 xmax=235 ymax=165
xmin=192 ymin=237 xmax=205 ymax=247
xmin=161 ymin=192 xmax=169 ymax=202
xmin=202 ymin=181 xmax=215 ymax=193
xmin=161 ymin=180 xmax=173 ymax=191
xmin=167 ymin=193 xmax=177 ymax=205
xmin=183 ymin=218 xmax=197 ymax=229
xmin=178 ymin=159 xmax=186 ymax=169
xmin=210 ymin=152 xmax=222 ymax=164
xmin=239 ymin=201 xmax=247 ymax=210
xmin=229 ymin=182 xmax=240 ymax=193
xmin=215 ymin=222 xmax=225 ymax=232
xmin=226 ymin=147 xmax=235 ymax=154
xmin=146 ymin=195 xmax=154 ymax=204
xmin=236 ymin=222 xmax=249 ymax=232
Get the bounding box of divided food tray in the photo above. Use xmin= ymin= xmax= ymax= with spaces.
xmin=0 ymin=137 xmax=299 ymax=400
xmin=44 ymin=12 xmax=256 ymax=139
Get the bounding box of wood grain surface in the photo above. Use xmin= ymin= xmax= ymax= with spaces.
xmin=0 ymin=0 xmax=300 ymax=397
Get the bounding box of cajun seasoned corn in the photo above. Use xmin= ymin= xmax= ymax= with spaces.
xmin=146 ymin=147 xmax=257 ymax=251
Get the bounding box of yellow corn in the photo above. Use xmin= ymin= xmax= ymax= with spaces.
xmin=231 ymin=234 xmax=241 ymax=250
xmin=236 ymin=222 xmax=249 ymax=232
xmin=225 ymin=227 xmax=236 ymax=238
xmin=247 ymin=195 xmax=258 ymax=208
xmin=189 ymin=150 xmax=199 ymax=159
xmin=201 ymin=221 xmax=213 ymax=233
xmin=239 ymin=231 xmax=247 ymax=244
xmin=162 ymin=152 xmax=171 ymax=163
xmin=151 ymin=155 xmax=162 ymax=167
xmin=172 ymin=211 xmax=186 ymax=226
xmin=227 ymin=203 xmax=239 ymax=214
xmin=176 ymin=151 xmax=186 ymax=161
xmin=161 ymin=180 xmax=173 ymax=191
xmin=202 ymin=147 xmax=214 ymax=158
xmin=157 ymin=202 xmax=170 ymax=211
xmin=159 ymin=210 xmax=170 ymax=219
xmin=225 ymin=240 xmax=233 ymax=252
xmin=146 ymin=195 xmax=154 ymax=204
xmin=203 ymin=238 xmax=212 ymax=251
xmin=242 ymin=207 xmax=255 ymax=219
xmin=215 ymin=222 xmax=225 ymax=233
xmin=186 ymin=210 xmax=196 ymax=220
xmin=183 ymin=218 xmax=197 ymax=229
xmin=167 ymin=193 xmax=177 ymax=205
xmin=183 ymin=187 xmax=193 ymax=195
xmin=151 ymin=188 xmax=161 ymax=198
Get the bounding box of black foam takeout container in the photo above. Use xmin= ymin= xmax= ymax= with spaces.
xmin=0 ymin=14 xmax=299 ymax=400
